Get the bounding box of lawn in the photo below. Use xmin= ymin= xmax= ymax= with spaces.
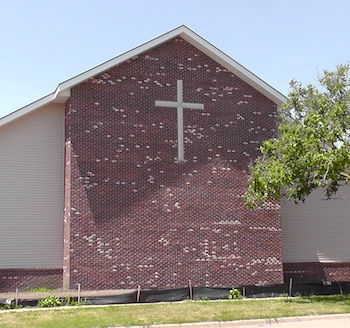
xmin=1 ymin=295 xmax=350 ymax=328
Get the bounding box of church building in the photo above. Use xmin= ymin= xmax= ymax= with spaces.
xmin=1 ymin=26 xmax=349 ymax=292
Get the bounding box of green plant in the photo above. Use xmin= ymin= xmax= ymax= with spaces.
xmin=37 ymin=296 xmax=63 ymax=307
xmin=63 ymin=295 xmax=90 ymax=306
xmin=0 ymin=304 xmax=22 ymax=310
xmin=0 ymin=299 xmax=23 ymax=311
xmin=37 ymin=295 xmax=90 ymax=307
xmin=228 ymin=288 xmax=242 ymax=299
xmin=77 ymin=298 xmax=90 ymax=306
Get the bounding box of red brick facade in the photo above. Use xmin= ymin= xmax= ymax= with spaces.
xmin=0 ymin=269 xmax=62 ymax=292
xmin=63 ymin=37 xmax=283 ymax=290
xmin=284 ymin=262 xmax=350 ymax=283
xmin=2 ymin=36 xmax=349 ymax=294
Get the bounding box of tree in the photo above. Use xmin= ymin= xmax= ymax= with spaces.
xmin=244 ymin=64 xmax=350 ymax=209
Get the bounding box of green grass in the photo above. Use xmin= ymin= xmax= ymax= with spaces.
xmin=0 ymin=295 xmax=350 ymax=328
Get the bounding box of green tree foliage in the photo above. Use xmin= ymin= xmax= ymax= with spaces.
xmin=245 ymin=64 xmax=350 ymax=209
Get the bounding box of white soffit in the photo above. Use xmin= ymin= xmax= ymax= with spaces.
xmin=0 ymin=25 xmax=286 ymax=128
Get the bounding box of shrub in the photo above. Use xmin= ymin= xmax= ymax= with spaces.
xmin=228 ymin=288 xmax=243 ymax=299
xmin=37 ymin=295 xmax=90 ymax=307
xmin=0 ymin=304 xmax=22 ymax=310
xmin=37 ymin=296 xmax=63 ymax=307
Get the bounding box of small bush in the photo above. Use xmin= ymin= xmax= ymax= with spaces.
xmin=37 ymin=295 xmax=90 ymax=307
xmin=228 ymin=288 xmax=243 ymax=299
xmin=37 ymin=296 xmax=63 ymax=307
xmin=0 ymin=299 xmax=23 ymax=311
xmin=0 ymin=304 xmax=22 ymax=310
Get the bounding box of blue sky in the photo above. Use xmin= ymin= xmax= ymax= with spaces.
xmin=1 ymin=0 xmax=349 ymax=118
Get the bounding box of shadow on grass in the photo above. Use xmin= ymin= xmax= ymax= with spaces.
xmin=283 ymin=294 xmax=350 ymax=304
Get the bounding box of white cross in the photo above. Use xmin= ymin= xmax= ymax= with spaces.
xmin=155 ymin=80 xmax=204 ymax=162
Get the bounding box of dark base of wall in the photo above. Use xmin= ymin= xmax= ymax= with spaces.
xmin=2 ymin=263 xmax=349 ymax=293
xmin=0 ymin=268 xmax=63 ymax=293
xmin=283 ymin=262 xmax=350 ymax=283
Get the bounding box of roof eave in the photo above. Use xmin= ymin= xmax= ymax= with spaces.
xmin=179 ymin=28 xmax=287 ymax=106
xmin=0 ymin=25 xmax=286 ymax=128
xmin=57 ymin=24 xmax=286 ymax=105
xmin=0 ymin=94 xmax=55 ymax=128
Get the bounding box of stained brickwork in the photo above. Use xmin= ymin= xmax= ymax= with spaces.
xmin=284 ymin=262 xmax=350 ymax=283
xmin=0 ymin=269 xmax=62 ymax=292
xmin=63 ymin=37 xmax=283 ymax=290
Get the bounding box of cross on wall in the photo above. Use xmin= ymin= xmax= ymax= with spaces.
xmin=155 ymin=80 xmax=204 ymax=162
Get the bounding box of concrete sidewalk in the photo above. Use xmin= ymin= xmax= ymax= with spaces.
xmin=115 ymin=314 xmax=350 ymax=328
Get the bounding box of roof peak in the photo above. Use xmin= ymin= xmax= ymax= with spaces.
xmin=0 ymin=25 xmax=286 ymax=128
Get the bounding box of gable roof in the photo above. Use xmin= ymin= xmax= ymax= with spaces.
xmin=0 ymin=25 xmax=287 ymax=128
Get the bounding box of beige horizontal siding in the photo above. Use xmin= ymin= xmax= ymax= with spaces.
xmin=281 ymin=185 xmax=350 ymax=263
xmin=0 ymin=104 xmax=64 ymax=269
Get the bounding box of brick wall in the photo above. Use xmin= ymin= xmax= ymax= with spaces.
xmin=284 ymin=262 xmax=350 ymax=283
xmin=63 ymin=37 xmax=283 ymax=290
xmin=0 ymin=269 xmax=62 ymax=292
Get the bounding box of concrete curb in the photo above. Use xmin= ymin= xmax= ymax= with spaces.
xmin=114 ymin=314 xmax=350 ymax=327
